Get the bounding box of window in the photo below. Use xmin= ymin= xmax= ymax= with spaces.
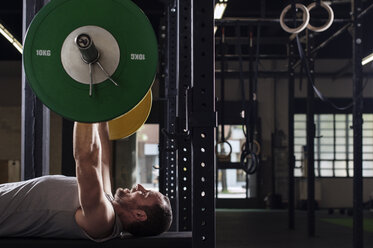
xmin=216 ymin=125 xmax=252 ymax=198
xmin=294 ymin=114 xmax=373 ymax=177
xmin=137 ymin=124 xmax=160 ymax=190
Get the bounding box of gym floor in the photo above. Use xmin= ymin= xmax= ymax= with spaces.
xmin=216 ymin=209 xmax=373 ymax=248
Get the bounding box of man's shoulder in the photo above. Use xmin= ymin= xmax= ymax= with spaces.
xmin=75 ymin=194 xmax=117 ymax=240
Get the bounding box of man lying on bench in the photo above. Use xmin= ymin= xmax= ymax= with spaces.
xmin=0 ymin=122 xmax=172 ymax=242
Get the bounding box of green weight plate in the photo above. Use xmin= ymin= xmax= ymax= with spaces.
xmin=23 ymin=0 xmax=158 ymax=123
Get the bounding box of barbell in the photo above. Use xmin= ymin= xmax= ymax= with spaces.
xmin=23 ymin=0 xmax=158 ymax=137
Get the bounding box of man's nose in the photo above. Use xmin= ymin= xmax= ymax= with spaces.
xmin=137 ymin=184 xmax=145 ymax=191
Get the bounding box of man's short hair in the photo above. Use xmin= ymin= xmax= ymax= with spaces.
xmin=127 ymin=195 xmax=172 ymax=236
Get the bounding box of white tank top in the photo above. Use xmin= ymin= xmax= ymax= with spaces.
xmin=0 ymin=175 xmax=122 ymax=242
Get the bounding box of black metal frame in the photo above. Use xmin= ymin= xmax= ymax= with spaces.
xmin=21 ymin=0 xmax=50 ymax=180
xmin=159 ymin=0 xmax=179 ymax=232
xmin=160 ymin=2 xmax=216 ymax=246
xmin=306 ymin=29 xmax=316 ymax=238
xmin=287 ymin=38 xmax=296 ymax=230
xmin=191 ymin=0 xmax=216 ymax=247
xmin=352 ymin=0 xmax=364 ymax=247
xmin=178 ymin=0 xmax=193 ymax=232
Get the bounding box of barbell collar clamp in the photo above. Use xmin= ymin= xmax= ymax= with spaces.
xmin=75 ymin=33 xmax=119 ymax=96
xmin=96 ymin=61 xmax=119 ymax=86
xmin=75 ymin=33 xmax=100 ymax=64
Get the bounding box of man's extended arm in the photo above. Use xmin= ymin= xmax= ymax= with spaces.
xmin=73 ymin=122 xmax=115 ymax=238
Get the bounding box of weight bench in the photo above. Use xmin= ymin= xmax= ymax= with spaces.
xmin=0 ymin=231 xmax=192 ymax=248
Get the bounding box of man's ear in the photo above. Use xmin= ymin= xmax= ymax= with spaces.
xmin=132 ymin=209 xmax=147 ymax=222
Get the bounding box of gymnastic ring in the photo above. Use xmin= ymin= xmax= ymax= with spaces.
xmin=280 ymin=3 xmax=310 ymax=34
xmin=307 ymin=2 xmax=334 ymax=32
xmin=216 ymin=141 xmax=233 ymax=162
xmin=240 ymin=150 xmax=258 ymax=174
xmin=241 ymin=140 xmax=261 ymax=156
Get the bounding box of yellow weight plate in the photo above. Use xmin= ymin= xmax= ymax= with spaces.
xmin=108 ymin=89 xmax=152 ymax=140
